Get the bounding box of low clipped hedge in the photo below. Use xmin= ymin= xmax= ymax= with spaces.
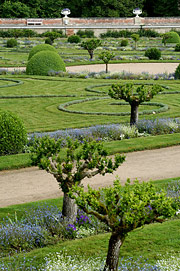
xmin=26 ymin=51 xmax=66 ymax=76
xmin=28 ymin=44 xmax=57 ymax=60
xmin=0 ymin=111 xmax=27 ymax=155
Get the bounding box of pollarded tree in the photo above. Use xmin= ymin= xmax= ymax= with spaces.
xmin=81 ymin=39 xmax=101 ymax=60
xmin=98 ymin=50 xmax=115 ymax=73
xmin=31 ymin=137 xmax=125 ymax=221
xmin=70 ymin=179 xmax=180 ymax=271
xmin=109 ymin=83 xmax=163 ymax=126
xmin=131 ymin=34 xmax=139 ymax=50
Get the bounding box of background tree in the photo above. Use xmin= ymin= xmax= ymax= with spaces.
xmin=98 ymin=50 xmax=115 ymax=73
xmin=71 ymin=179 xmax=180 ymax=271
xmin=31 ymin=137 xmax=125 ymax=221
xmin=109 ymin=83 xmax=163 ymax=126
xmin=81 ymin=39 xmax=101 ymax=60
xmin=1 ymin=1 xmax=31 ymax=18
xmin=131 ymin=33 xmax=139 ymax=50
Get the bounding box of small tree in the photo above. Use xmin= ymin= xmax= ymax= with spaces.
xmin=131 ymin=33 xmax=139 ymax=50
xmin=31 ymin=137 xmax=125 ymax=221
xmin=71 ymin=179 xmax=180 ymax=271
xmin=98 ymin=50 xmax=115 ymax=73
xmin=81 ymin=39 xmax=101 ymax=60
xmin=43 ymin=31 xmax=60 ymax=44
xmin=109 ymin=83 xmax=163 ymax=126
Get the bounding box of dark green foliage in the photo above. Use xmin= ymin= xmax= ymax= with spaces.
xmin=138 ymin=29 xmax=160 ymax=37
xmin=6 ymin=38 xmax=17 ymax=48
xmin=145 ymin=48 xmax=161 ymax=60
xmin=28 ymin=44 xmax=57 ymax=60
xmin=26 ymin=51 xmax=66 ymax=76
xmin=162 ymin=31 xmax=180 ymax=45
xmin=81 ymin=39 xmax=101 ymax=60
xmin=174 ymin=64 xmax=180 ymax=79
xmin=100 ymin=30 xmax=133 ymax=38
xmin=45 ymin=37 xmax=53 ymax=45
xmin=77 ymin=30 xmax=94 ymax=38
xmin=43 ymin=31 xmax=61 ymax=43
xmin=0 ymin=29 xmax=37 ymax=38
xmin=0 ymin=111 xmax=27 ymax=155
xmin=175 ymin=43 xmax=180 ymax=52
xmin=1 ymin=1 xmax=31 ymax=18
xmin=120 ymin=39 xmax=128 ymax=47
xmin=67 ymin=35 xmax=81 ymax=44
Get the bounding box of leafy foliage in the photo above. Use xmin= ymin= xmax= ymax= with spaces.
xmin=120 ymin=39 xmax=128 ymax=46
xmin=0 ymin=111 xmax=27 ymax=156
xmin=162 ymin=31 xmax=180 ymax=45
xmin=175 ymin=64 xmax=180 ymax=79
xmin=131 ymin=34 xmax=139 ymax=50
xmin=81 ymin=39 xmax=101 ymax=60
xmin=26 ymin=51 xmax=66 ymax=76
xmin=175 ymin=43 xmax=180 ymax=52
xmin=28 ymin=44 xmax=57 ymax=60
xmin=71 ymin=179 xmax=180 ymax=270
xmin=6 ymin=38 xmax=17 ymax=48
xmin=98 ymin=50 xmax=115 ymax=73
xmin=67 ymin=35 xmax=81 ymax=44
xmin=145 ymin=48 xmax=161 ymax=60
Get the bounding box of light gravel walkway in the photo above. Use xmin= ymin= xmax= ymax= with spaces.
xmin=0 ymin=146 xmax=180 ymax=207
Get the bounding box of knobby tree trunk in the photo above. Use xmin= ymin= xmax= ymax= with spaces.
xmin=103 ymin=232 xmax=124 ymax=271
xmin=106 ymin=63 xmax=108 ymax=73
xmin=62 ymin=192 xmax=77 ymax=222
xmin=88 ymin=49 xmax=94 ymax=60
xmin=130 ymin=103 xmax=139 ymax=126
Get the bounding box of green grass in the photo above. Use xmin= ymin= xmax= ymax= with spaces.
xmin=0 ymin=133 xmax=180 ymax=171
xmin=1 ymin=177 xmax=180 ymax=268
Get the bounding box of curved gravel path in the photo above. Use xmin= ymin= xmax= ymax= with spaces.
xmin=1 ymin=145 xmax=180 ymax=207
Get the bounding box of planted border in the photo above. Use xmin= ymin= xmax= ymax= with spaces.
xmin=58 ymin=97 xmax=168 ymax=116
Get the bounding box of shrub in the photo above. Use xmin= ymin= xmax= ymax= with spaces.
xmin=175 ymin=64 xmax=180 ymax=79
xmin=120 ymin=39 xmax=128 ymax=46
xmin=175 ymin=43 xmax=180 ymax=51
xmin=138 ymin=29 xmax=160 ymax=37
xmin=67 ymin=35 xmax=81 ymax=43
xmin=26 ymin=51 xmax=66 ymax=76
xmin=162 ymin=31 xmax=180 ymax=45
xmin=77 ymin=30 xmax=94 ymax=38
xmin=6 ymin=38 xmax=17 ymax=48
xmin=0 ymin=111 xmax=27 ymax=155
xmin=45 ymin=37 xmax=53 ymax=45
xmin=28 ymin=44 xmax=57 ymax=60
xmin=145 ymin=48 xmax=161 ymax=60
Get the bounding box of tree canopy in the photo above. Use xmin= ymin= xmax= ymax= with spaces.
xmin=0 ymin=0 xmax=179 ymax=17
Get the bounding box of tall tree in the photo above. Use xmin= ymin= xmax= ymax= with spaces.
xmin=109 ymin=83 xmax=163 ymax=126
xmin=1 ymin=1 xmax=31 ymax=18
xmin=144 ymin=0 xmax=180 ymax=16
xmin=71 ymin=179 xmax=180 ymax=271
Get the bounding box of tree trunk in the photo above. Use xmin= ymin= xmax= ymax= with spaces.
xmin=103 ymin=232 xmax=124 ymax=271
xmin=130 ymin=103 xmax=139 ymax=126
xmin=62 ymin=192 xmax=77 ymax=222
xmin=106 ymin=63 xmax=108 ymax=73
xmin=88 ymin=50 xmax=94 ymax=60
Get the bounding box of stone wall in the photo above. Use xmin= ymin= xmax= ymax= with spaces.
xmin=0 ymin=17 xmax=180 ymax=35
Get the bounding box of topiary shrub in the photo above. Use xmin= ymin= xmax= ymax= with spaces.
xmin=120 ymin=39 xmax=128 ymax=46
xmin=162 ymin=31 xmax=180 ymax=45
xmin=26 ymin=50 xmax=66 ymax=76
xmin=175 ymin=43 xmax=180 ymax=52
xmin=175 ymin=64 xmax=180 ymax=79
xmin=67 ymin=35 xmax=81 ymax=43
xmin=0 ymin=111 xmax=27 ymax=155
xmin=144 ymin=48 xmax=161 ymax=60
xmin=28 ymin=44 xmax=57 ymax=60
xmin=6 ymin=38 xmax=17 ymax=48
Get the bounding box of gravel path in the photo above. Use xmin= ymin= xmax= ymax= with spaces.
xmin=1 ymin=146 xmax=180 ymax=207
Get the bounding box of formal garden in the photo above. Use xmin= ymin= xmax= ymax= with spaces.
xmin=1 ymin=29 xmax=180 ymax=270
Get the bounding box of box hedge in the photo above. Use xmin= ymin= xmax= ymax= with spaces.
xmin=0 ymin=111 xmax=27 ymax=155
xmin=28 ymin=44 xmax=57 ymax=60
xmin=26 ymin=51 xmax=66 ymax=76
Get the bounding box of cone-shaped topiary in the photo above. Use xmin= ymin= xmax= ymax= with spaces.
xmin=28 ymin=44 xmax=57 ymax=60
xmin=26 ymin=51 xmax=66 ymax=76
xmin=0 ymin=111 xmax=27 ymax=155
